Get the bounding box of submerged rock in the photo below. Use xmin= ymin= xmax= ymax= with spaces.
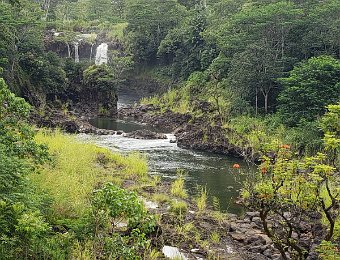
xmin=116 ymin=130 xmax=124 ymax=135
xmin=123 ymin=129 xmax=167 ymax=140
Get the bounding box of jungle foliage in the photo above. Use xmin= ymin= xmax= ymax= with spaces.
xmin=0 ymin=0 xmax=339 ymax=258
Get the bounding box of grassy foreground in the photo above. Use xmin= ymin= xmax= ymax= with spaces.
xmin=28 ymin=130 xmax=235 ymax=259
xmin=33 ymin=130 xmax=149 ymax=219
xmin=28 ymin=130 xmax=160 ymax=259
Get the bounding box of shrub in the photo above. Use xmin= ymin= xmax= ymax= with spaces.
xmin=196 ymin=186 xmax=207 ymax=213
xmin=171 ymin=170 xmax=188 ymax=199
xmin=170 ymin=200 xmax=188 ymax=216
xmin=92 ymin=183 xmax=146 ymax=228
xmin=241 ymin=104 xmax=340 ymax=259
xmin=278 ymin=56 xmax=340 ymax=126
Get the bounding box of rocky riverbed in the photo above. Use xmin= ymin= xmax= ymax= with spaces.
xmin=30 ymin=104 xmax=258 ymax=162
xmin=128 ymin=179 xmax=283 ymax=260
xmin=118 ymin=104 xmax=260 ymax=161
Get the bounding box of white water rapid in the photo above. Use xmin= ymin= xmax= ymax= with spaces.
xmin=95 ymin=43 xmax=108 ymax=65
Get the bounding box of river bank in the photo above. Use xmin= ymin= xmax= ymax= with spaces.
xmin=30 ymin=103 xmax=252 ymax=213
xmin=27 ymin=98 xmax=337 ymax=259
xmin=118 ymin=104 xmax=261 ymax=161
xmin=33 ymin=130 xmax=281 ymax=259
xmin=30 ymin=103 xmax=260 ymax=162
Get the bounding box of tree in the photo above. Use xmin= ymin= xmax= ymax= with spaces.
xmin=0 ymin=78 xmax=48 ymax=199
xmin=215 ymin=1 xmax=303 ymax=114
xmin=0 ymin=0 xmax=66 ymax=105
xmin=158 ymin=8 xmax=217 ymax=79
xmin=0 ymin=78 xmax=49 ymax=257
xmin=109 ymin=54 xmax=134 ymax=86
xmin=241 ymin=104 xmax=340 ymax=259
xmin=278 ymin=56 xmax=340 ymax=126
xmin=83 ymin=65 xmax=117 ymax=114
xmin=301 ymin=0 xmax=340 ymax=59
xmin=125 ymin=0 xmax=186 ymax=63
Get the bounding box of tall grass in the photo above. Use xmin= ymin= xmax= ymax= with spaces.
xmin=170 ymin=170 xmax=188 ymax=199
xmin=32 ymin=130 xmax=148 ymax=219
xmin=196 ymin=187 xmax=207 ymax=213
xmin=141 ymin=88 xmax=191 ymax=114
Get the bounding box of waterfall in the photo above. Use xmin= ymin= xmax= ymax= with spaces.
xmin=95 ymin=43 xmax=108 ymax=65
xmin=74 ymin=42 xmax=79 ymax=63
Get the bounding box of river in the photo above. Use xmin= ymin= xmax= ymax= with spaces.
xmin=82 ymin=91 xmax=253 ymax=215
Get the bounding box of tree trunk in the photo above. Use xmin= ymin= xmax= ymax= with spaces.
xmin=255 ymin=87 xmax=258 ymax=116
xmin=260 ymin=209 xmax=288 ymax=260
xmin=45 ymin=0 xmax=51 ymax=20
xmin=264 ymin=92 xmax=268 ymax=114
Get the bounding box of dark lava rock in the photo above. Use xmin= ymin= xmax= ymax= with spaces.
xmin=123 ymin=129 xmax=167 ymax=140
xmin=230 ymin=232 xmax=247 ymax=242
xmin=118 ymin=105 xmax=191 ymax=132
xmin=174 ymin=118 xmax=257 ymax=159
xmin=118 ymin=104 xmax=262 ymax=161
xmin=246 ymin=212 xmax=260 ymax=219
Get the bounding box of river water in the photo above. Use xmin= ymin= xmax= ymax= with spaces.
xmin=82 ymin=91 xmax=253 ymax=214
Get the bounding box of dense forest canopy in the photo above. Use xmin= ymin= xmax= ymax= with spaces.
xmin=1 ymin=0 xmax=339 ymax=115
xmin=0 ymin=0 xmax=340 ymax=259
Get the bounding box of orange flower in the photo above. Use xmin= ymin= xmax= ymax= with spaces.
xmin=232 ymin=163 xmax=240 ymax=169
xmin=261 ymin=167 xmax=267 ymax=174
xmin=280 ymin=144 xmax=290 ymax=149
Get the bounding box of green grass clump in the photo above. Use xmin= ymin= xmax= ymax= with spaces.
xmin=114 ymin=152 xmax=148 ymax=179
xmin=210 ymin=232 xmax=220 ymax=244
xmin=170 ymin=170 xmax=188 ymax=199
xmin=196 ymin=187 xmax=207 ymax=213
xmin=170 ymin=200 xmax=188 ymax=216
xmin=141 ymin=87 xmax=191 ymax=114
xmin=152 ymin=193 xmax=170 ymax=204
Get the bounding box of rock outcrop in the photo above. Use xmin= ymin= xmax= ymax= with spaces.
xmin=30 ymin=107 xmax=115 ymax=135
xmin=123 ymin=129 xmax=167 ymax=139
xmin=118 ymin=105 xmax=260 ymax=161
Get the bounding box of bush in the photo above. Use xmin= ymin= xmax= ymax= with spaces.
xmin=0 ymin=78 xmax=49 ymax=259
xmin=241 ymin=104 xmax=340 ymax=259
xmin=170 ymin=200 xmax=188 ymax=216
xmin=92 ymin=183 xmax=146 ymax=228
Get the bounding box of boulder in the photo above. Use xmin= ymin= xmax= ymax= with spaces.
xmin=124 ymin=129 xmax=167 ymax=140
xmin=230 ymin=232 xmax=246 ymax=242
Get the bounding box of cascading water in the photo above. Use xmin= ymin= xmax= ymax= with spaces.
xmin=95 ymin=43 xmax=108 ymax=65
xmin=74 ymin=42 xmax=79 ymax=63
xmin=67 ymin=43 xmax=71 ymax=58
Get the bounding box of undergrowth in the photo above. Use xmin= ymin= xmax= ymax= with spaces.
xmin=27 ymin=130 xmax=158 ymax=259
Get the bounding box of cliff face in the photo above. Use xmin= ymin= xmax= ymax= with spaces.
xmin=44 ymin=32 xmax=96 ymax=62
xmin=42 ymin=31 xmax=123 ymax=117
xmin=44 ymin=31 xmax=124 ymax=63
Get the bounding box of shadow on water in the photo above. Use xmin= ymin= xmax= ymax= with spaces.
xmin=89 ymin=118 xmax=163 ymax=133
